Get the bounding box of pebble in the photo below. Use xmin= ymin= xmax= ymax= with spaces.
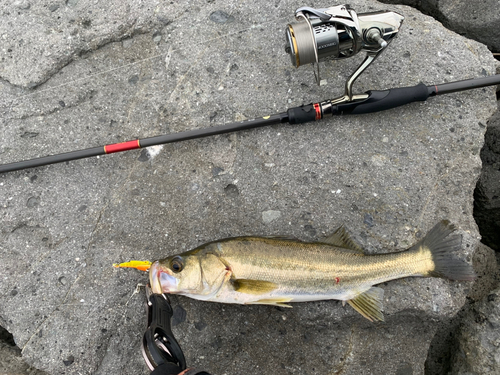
xmin=262 ymin=210 xmax=281 ymax=224
xmin=14 ymin=1 xmax=30 ymax=9
xmin=26 ymin=196 xmax=40 ymax=208
xmin=209 ymin=10 xmax=235 ymax=24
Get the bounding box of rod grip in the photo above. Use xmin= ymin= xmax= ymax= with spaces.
xmin=333 ymin=83 xmax=430 ymax=115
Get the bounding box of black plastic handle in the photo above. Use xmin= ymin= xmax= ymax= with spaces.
xmin=143 ymin=294 xmax=186 ymax=371
xmin=333 ymin=83 xmax=430 ymax=115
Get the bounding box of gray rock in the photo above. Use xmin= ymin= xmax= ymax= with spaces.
xmin=425 ymin=243 xmax=500 ymax=375
xmin=474 ymin=109 xmax=500 ymax=251
xmin=0 ymin=1 xmax=167 ymax=87
xmin=422 ymin=0 xmax=500 ymax=53
xmin=451 ymin=286 xmax=500 ymax=374
xmin=0 ymin=1 xmax=498 ymax=375
xmin=0 ymin=326 xmax=49 ymax=375
xmin=380 ymin=0 xmax=500 ymax=52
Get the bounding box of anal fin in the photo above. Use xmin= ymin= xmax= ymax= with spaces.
xmin=246 ymin=297 xmax=293 ymax=307
xmin=347 ymin=287 xmax=385 ymax=322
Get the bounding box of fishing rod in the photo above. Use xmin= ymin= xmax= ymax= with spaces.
xmin=1 ymin=4 xmax=499 ymax=174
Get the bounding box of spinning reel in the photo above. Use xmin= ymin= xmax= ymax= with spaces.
xmin=1 ymin=4 xmax=499 ymax=174
xmin=285 ymin=5 xmax=404 ymax=103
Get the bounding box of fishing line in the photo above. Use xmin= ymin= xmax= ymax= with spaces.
xmin=0 ymin=16 xmax=288 ymax=110
xmin=1 ymin=4 xmax=500 ymax=174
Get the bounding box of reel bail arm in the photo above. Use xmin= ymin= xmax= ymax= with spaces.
xmin=286 ymin=4 xmax=405 ymax=101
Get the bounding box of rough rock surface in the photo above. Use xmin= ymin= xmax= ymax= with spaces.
xmin=379 ymin=0 xmax=500 ymax=52
xmin=474 ymin=109 xmax=500 ymax=252
xmin=0 ymin=326 xmax=48 ymax=375
xmin=0 ymin=0 xmax=166 ymax=88
xmin=450 ymin=285 xmax=500 ymax=374
xmin=0 ymin=1 xmax=498 ymax=375
xmin=425 ymin=243 xmax=500 ymax=375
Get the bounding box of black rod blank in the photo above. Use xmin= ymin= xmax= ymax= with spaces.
xmin=1 ymin=74 xmax=499 ymax=174
xmin=0 ymin=113 xmax=287 ymax=174
xmin=430 ymin=75 xmax=500 ymax=96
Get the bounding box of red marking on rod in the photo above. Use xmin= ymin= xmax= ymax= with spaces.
xmin=313 ymin=103 xmax=321 ymax=120
xmin=104 ymin=140 xmax=141 ymax=154
xmin=335 ymin=277 xmax=340 ymax=284
xmin=434 ymin=85 xmax=439 ymax=94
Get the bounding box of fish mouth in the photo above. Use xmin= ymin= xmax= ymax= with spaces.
xmin=149 ymin=261 xmax=178 ymax=294
xmin=149 ymin=261 xmax=163 ymax=294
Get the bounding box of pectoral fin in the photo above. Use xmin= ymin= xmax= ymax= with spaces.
xmin=347 ymin=287 xmax=385 ymax=322
xmin=232 ymin=279 xmax=278 ymax=295
xmin=246 ymin=297 xmax=293 ymax=307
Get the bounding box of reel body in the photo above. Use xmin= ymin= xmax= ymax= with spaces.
xmin=285 ymin=5 xmax=404 ymax=97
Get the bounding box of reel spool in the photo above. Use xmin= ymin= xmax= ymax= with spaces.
xmin=285 ymin=5 xmax=404 ymax=102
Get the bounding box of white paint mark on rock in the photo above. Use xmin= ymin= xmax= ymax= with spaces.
xmin=147 ymin=145 xmax=164 ymax=159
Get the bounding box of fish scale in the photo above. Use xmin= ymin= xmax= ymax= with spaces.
xmin=219 ymin=239 xmax=429 ymax=288
xmin=144 ymin=220 xmax=475 ymax=322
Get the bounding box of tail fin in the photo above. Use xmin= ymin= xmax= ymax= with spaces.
xmin=412 ymin=220 xmax=476 ymax=281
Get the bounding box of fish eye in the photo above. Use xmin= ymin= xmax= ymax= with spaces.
xmin=170 ymin=256 xmax=184 ymax=273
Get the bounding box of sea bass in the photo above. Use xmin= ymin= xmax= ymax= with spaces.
xmin=148 ymin=221 xmax=475 ymax=321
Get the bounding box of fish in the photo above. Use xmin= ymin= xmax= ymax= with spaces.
xmin=145 ymin=220 xmax=475 ymax=322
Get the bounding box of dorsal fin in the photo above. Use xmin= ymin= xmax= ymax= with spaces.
xmin=321 ymin=226 xmax=364 ymax=253
xmin=260 ymin=235 xmax=301 ymax=241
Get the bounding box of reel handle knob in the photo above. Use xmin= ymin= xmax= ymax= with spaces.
xmin=365 ymin=28 xmax=387 ymax=49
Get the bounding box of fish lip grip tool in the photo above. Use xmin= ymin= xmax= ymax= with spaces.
xmin=142 ymin=284 xmax=187 ymax=372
